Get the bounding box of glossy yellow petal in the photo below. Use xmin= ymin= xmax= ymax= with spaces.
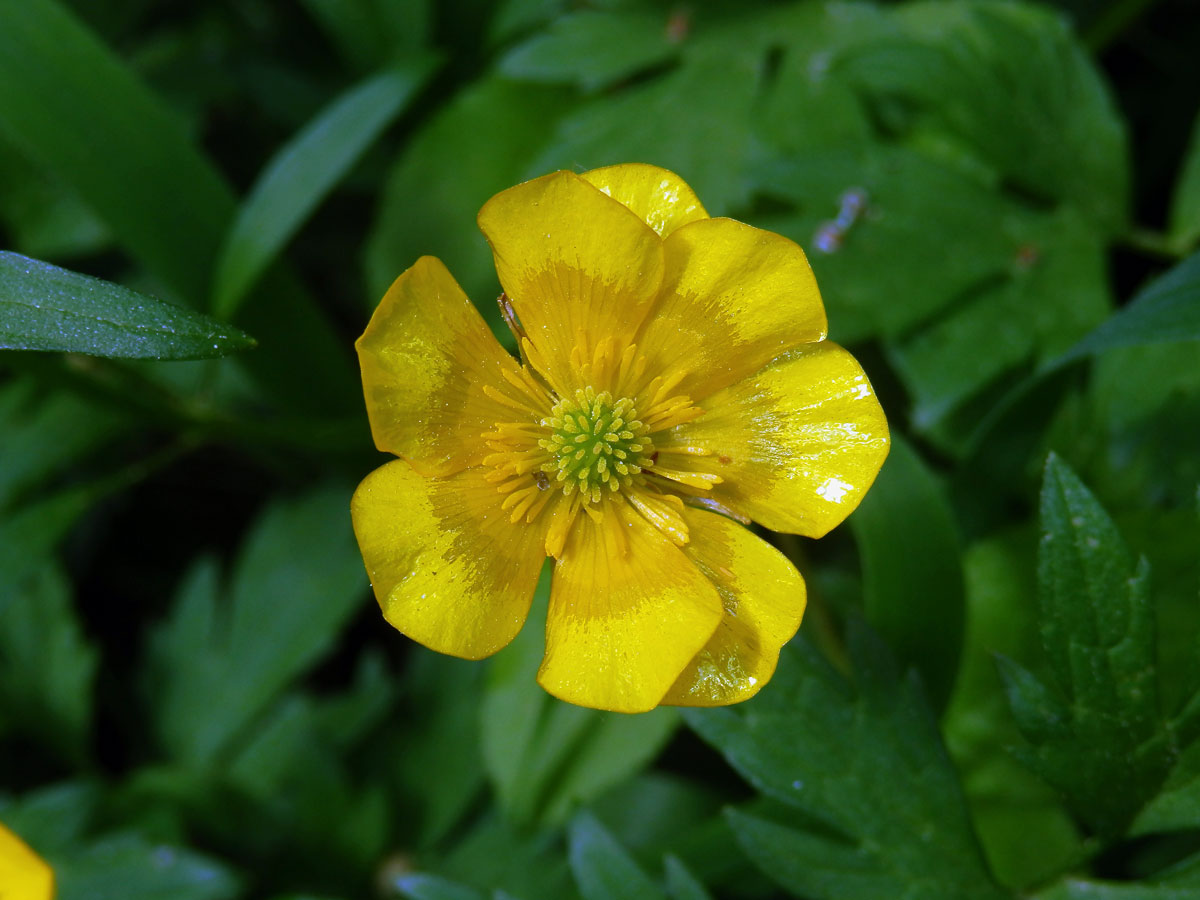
xmin=357 ymin=256 xmax=525 ymax=476
xmin=0 ymin=821 xmax=54 ymax=900
xmin=538 ymin=499 xmax=723 ymax=712
xmin=661 ymin=509 xmax=807 ymax=706
xmin=351 ymin=460 xmax=549 ymax=659
xmin=662 ymin=342 xmax=889 ymax=537
xmin=635 ymin=216 xmax=828 ymax=400
xmin=477 ymin=171 xmax=664 ymax=392
xmin=580 ymin=163 xmax=708 ymax=238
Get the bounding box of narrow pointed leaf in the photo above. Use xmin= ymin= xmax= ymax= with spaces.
xmin=0 ymin=252 xmax=254 ymax=359
xmin=213 ymin=58 xmax=437 ymax=319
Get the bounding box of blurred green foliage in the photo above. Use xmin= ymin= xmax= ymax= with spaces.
xmin=2 ymin=0 xmax=1200 ymax=898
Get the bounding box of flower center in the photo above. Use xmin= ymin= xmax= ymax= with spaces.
xmin=538 ymin=388 xmax=654 ymax=504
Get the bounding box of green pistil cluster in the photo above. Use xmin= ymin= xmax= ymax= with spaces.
xmin=539 ymin=388 xmax=653 ymax=501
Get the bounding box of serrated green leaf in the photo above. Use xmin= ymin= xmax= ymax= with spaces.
xmin=839 ymin=0 xmax=1128 ymax=230
xmin=663 ymin=855 xmax=714 ymax=900
xmin=147 ymin=486 xmax=366 ymax=764
xmin=532 ymin=55 xmax=757 ymax=215
xmin=0 ymin=564 xmax=97 ymax=763
xmin=849 ymin=434 xmax=963 ymax=711
xmin=499 ymin=10 xmax=679 ymax=92
xmin=482 ymin=572 xmax=678 ymax=825
xmin=0 ymin=251 xmax=255 ymax=359
xmin=569 ymin=812 xmax=667 ymax=900
xmin=999 ymin=455 xmax=1173 ymax=837
xmin=1170 ymin=112 xmax=1200 ymax=252
xmin=212 ymin=58 xmax=437 ymax=319
xmin=685 ymin=623 xmax=1005 ymax=900
xmin=942 ymin=534 xmax=1081 ymax=889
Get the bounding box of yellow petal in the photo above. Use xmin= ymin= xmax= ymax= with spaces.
xmin=661 ymin=509 xmax=807 ymax=707
xmin=538 ymin=499 xmax=723 ymax=712
xmin=580 ymin=163 xmax=708 ymax=238
xmin=661 ymin=342 xmax=889 ymax=537
xmin=634 ymin=216 xmax=828 ymax=400
xmin=477 ymin=171 xmax=664 ymax=393
xmin=351 ymin=460 xmax=549 ymax=659
xmin=0 ymin=822 xmax=54 ymax=900
xmin=357 ymin=256 xmax=526 ymax=476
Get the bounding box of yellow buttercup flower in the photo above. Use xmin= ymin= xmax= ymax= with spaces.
xmin=352 ymin=164 xmax=888 ymax=713
xmin=0 ymin=820 xmax=54 ymax=900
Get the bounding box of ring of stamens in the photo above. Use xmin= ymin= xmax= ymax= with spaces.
xmin=537 ymin=388 xmax=654 ymax=504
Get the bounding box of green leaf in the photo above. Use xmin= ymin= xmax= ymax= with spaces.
xmin=366 ymin=77 xmax=573 ymax=322
xmin=941 ymin=534 xmax=1082 ymax=889
xmin=433 ymin=814 xmax=575 ymax=900
xmin=0 ymin=0 xmax=354 ymax=411
xmin=569 ymin=812 xmax=667 ymax=900
xmin=840 ymin=0 xmax=1128 ymax=230
xmin=686 ymin=623 xmax=1006 ymax=900
xmin=0 ymin=483 xmax=105 ymax=591
xmin=1035 ymin=879 xmax=1200 ymax=900
xmin=53 ymin=833 xmax=242 ymax=900
xmin=888 ymin=205 xmax=1109 ymax=433
xmin=0 ymin=135 xmax=110 ymax=259
xmin=1170 ymin=112 xmax=1200 ymax=252
xmin=755 ymin=145 xmax=1018 ymax=343
xmin=849 ymin=434 xmax=963 ymax=711
xmin=998 ymin=455 xmax=1174 ymax=837
xmin=147 ymin=485 xmax=367 ymax=764
xmin=0 ymin=564 xmax=97 ymax=763
xmin=482 ymin=571 xmax=679 ymax=825
xmin=391 ymin=650 xmax=488 ymax=847
xmin=1134 ymin=738 xmax=1200 ymax=835
xmin=0 ymin=251 xmax=255 ymax=359
xmin=300 ymin=0 xmax=430 ymax=70
xmin=663 ymin=856 xmax=714 ymax=900
xmin=1063 ymin=252 xmax=1200 ymax=361
xmin=0 ymin=378 xmax=125 ymax=510
xmin=212 ymin=59 xmax=437 ymax=319
xmin=0 ymin=782 xmax=98 ymax=853
xmin=532 ymin=55 xmax=758 ymax=215
xmin=499 ymin=10 xmax=679 ymax=92
xmin=395 ymin=874 xmax=487 ymax=900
